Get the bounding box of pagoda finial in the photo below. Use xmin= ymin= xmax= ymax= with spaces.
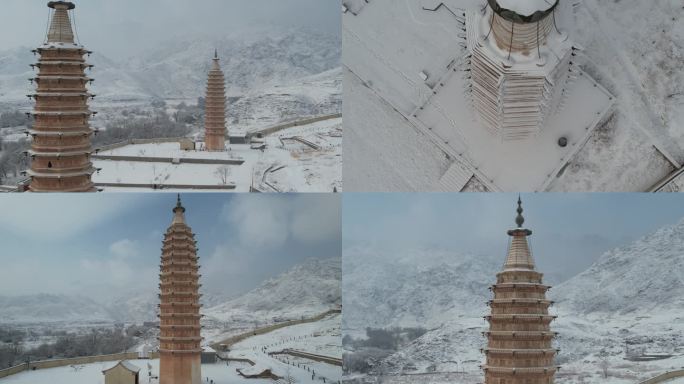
xmin=214 ymin=48 xmax=218 ymax=60
xmin=173 ymin=194 xmax=185 ymax=214
xmin=515 ymin=195 xmax=524 ymax=228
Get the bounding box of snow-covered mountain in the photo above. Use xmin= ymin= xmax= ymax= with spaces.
xmin=0 ymin=27 xmax=341 ymax=104
xmin=205 ymin=257 xmax=341 ymax=323
xmin=343 ymin=246 xmax=499 ymax=332
xmin=552 ymin=218 xmax=684 ymax=315
xmin=0 ymin=257 xmax=341 ymax=325
xmin=0 ymin=294 xmax=113 ymax=324
xmin=124 ymin=28 xmax=340 ymax=100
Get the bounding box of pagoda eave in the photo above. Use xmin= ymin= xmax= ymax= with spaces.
xmin=482 ymin=365 xmax=560 ymax=374
xmin=26 ymin=168 xmax=96 ymax=178
xmin=27 ymin=129 xmax=95 ymax=137
xmin=26 ymin=149 xmax=92 ymax=157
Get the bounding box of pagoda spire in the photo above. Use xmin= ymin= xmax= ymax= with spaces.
xmin=46 ymin=1 xmax=76 ymax=44
xmin=27 ymin=1 xmax=96 ymax=192
xmin=204 ymin=50 xmax=227 ymax=151
xmin=504 ymin=196 xmax=535 ymax=270
xmin=171 ymin=194 xmax=186 ymax=224
xmin=159 ymin=198 xmax=202 ymax=384
xmin=482 ymin=197 xmax=558 ymax=383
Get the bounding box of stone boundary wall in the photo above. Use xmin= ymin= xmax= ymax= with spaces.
xmin=92 ymin=155 xmax=245 ymax=166
xmin=639 ymin=370 xmax=684 ymax=384
xmin=250 ymin=114 xmax=342 ymax=137
xmin=96 ymin=137 xmax=186 ymax=153
xmin=0 ymin=351 xmax=139 ymax=378
xmin=0 ymin=364 xmax=27 ymax=379
xmin=94 ymin=182 xmax=236 ymax=190
xmin=211 ymin=309 xmax=341 ymax=351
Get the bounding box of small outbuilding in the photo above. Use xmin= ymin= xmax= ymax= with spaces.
xmin=201 ymin=346 xmax=217 ymax=363
xmin=102 ymin=360 xmax=140 ymax=384
xmin=179 ymin=138 xmax=195 ymax=151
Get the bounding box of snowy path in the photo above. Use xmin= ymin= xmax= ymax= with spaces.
xmin=227 ymin=314 xmax=342 ymax=384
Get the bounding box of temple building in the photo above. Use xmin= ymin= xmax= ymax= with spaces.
xmin=204 ymin=50 xmax=227 ymax=151
xmin=482 ymin=198 xmax=559 ymax=383
xmin=26 ymin=1 xmax=97 ymax=192
xmin=158 ymin=196 xmax=202 ymax=384
xmin=468 ymin=0 xmax=573 ymax=140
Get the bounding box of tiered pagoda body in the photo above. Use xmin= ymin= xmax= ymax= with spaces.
xmin=467 ymin=0 xmax=573 ymax=140
xmin=158 ymin=196 xmax=202 ymax=384
xmin=204 ymin=51 xmax=227 ymax=151
xmin=27 ymin=1 xmax=97 ymax=192
xmin=482 ymin=198 xmax=559 ymax=383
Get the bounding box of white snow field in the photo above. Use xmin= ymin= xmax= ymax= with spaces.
xmin=91 ymin=117 xmax=342 ymax=193
xmin=0 ymin=315 xmax=341 ymax=384
xmin=342 ymin=219 xmax=684 ymax=383
xmin=225 ymin=313 xmax=342 ymax=383
xmin=342 ymin=0 xmax=684 ymax=192
xmin=0 ymin=359 xmax=271 ymax=384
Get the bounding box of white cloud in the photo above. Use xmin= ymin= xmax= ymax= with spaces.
xmin=0 ymin=194 xmax=145 ymax=241
xmin=222 ymin=195 xmax=340 ymax=249
xmin=109 ymin=239 xmax=140 ymax=259
xmin=290 ymin=196 xmax=341 ymax=244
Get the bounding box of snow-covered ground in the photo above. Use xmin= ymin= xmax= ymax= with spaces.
xmin=343 ymin=219 xmax=684 ymax=383
xmin=0 ymin=314 xmax=342 ymax=384
xmin=0 ymin=359 xmax=272 ymax=384
xmin=226 ymin=313 xmax=342 ymax=383
xmin=342 ymin=0 xmax=684 ymax=192
xmin=92 ymin=117 xmax=342 ymax=192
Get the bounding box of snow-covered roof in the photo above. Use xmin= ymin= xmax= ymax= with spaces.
xmin=102 ymin=360 xmax=140 ymax=374
xmin=492 ymin=0 xmax=558 ymax=21
xmin=240 ymin=363 xmax=271 ymax=376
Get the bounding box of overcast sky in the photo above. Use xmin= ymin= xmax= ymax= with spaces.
xmin=343 ymin=193 xmax=684 ymax=283
xmin=0 ymin=193 xmax=341 ymax=301
xmin=0 ymin=0 xmax=341 ymax=58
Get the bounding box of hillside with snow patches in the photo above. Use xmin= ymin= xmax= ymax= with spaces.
xmin=342 ymin=247 xmax=498 ymax=331
xmin=0 ymin=257 xmax=341 ymax=326
xmin=0 ymin=27 xmax=340 ymax=103
xmin=552 ymin=219 xmax=684 ymax=315
xmin=344 ymin=220 xmax=684 ymax=381
xmin=205 ymin=257 xmax=341 ymax=323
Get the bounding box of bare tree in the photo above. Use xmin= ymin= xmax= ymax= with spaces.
xmin=215 ymin=165 xmax=231 ymax=185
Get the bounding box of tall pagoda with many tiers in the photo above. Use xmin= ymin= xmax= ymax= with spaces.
xmin=204 ymin=50 xmax=227 ymax=151
xmin=27 ymin=1 xmax=97 ymax=192
xmin=482 ymin=197 xmax=559 ymax=383
xmin=158 ymin=195 xmax=202 ymax=384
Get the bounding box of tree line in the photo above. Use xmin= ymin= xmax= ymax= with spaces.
xmin=0 ymin=324 xmax=155 ymax=369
